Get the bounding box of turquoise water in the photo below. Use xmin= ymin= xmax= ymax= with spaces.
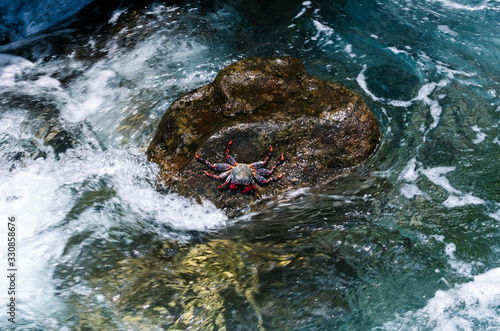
xmin=0 ymin=0 xmax=499 ymax=329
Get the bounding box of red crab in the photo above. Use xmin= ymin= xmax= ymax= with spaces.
xmin=195 ymin=140 xmax=284 ymax=196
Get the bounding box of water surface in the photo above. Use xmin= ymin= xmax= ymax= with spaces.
xmin=0 ymin=0 xmax=499 ymax=329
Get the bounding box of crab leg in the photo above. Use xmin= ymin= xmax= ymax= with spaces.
xmin=252 ymin=154 xmax=284 ymax=175
xmin=250 ymin=145 xmax=274 ymax=168
xmin=252 ymin=183 xmax=259 ymax=195
xmin=253 ymin=172 xmax=282 ymax=185
xmin=205 ymin=170 xmax=231 ymax=181
xmin=269 ymin=154 xmax=285 ymax=173
xmin=225 ymin=140 xmax=237 ymax=166
xmin=242 ymin=183 xmax=260 ymax=197
xmin=217 ymin=174 xmax=232 ymax=189
xmin=253 ymin=168 xmax=272 ymax=176
xmin=196 ymin=153 xmax=231 ymax=171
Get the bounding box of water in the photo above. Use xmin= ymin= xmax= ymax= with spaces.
xmin=0 ymin=0 xmax=94 ymax=43
xmin=0 ymin=0 xmax=499 ymax=329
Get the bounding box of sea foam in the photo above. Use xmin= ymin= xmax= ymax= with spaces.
xmin=381 ymin=267 xmax=500 ymax=330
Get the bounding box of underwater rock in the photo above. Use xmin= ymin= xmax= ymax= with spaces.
xmin=147 ymin=56 xmax=379 ymax=211
xmin=81 ymin=235 xmax=352 ymax=330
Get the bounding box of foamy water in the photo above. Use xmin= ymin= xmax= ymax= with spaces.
xmin=0 ymin=117 xmax=227 ymax=327
xmin=0 ymin=7 xmax=232 ymax=325
xmin=382 ymin=267 xmax=500 ymax=330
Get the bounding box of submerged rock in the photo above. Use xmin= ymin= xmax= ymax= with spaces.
xmin=81 ymin=235 xmax=352 ymax=330
xmin=147 ymin=56 xmax=379 ymax=211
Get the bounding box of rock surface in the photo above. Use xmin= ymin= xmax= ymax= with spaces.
xmin=147 ymin=56 xmax=379 ymax=212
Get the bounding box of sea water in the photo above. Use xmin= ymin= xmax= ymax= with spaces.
xmin=0 ymin=0 xmax=499 ymax=329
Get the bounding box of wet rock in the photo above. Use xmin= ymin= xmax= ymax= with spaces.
xmin=81 ymin=235 xmax=352 ymax=330
xmin=147 ymin=56 xmax=379 ymax=211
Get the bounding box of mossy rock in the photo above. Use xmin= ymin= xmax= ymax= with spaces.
xmin=147 ymin=56 xmax=379 ymax=212
xmin=83 ymin=236 xmax=352 ymax=330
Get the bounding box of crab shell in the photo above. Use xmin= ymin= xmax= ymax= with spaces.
xmin=227 ymin=163 xmax=256 ymax=192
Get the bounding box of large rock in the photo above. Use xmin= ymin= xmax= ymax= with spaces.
xmin=147 ymin=57 xmax=379 ymax=211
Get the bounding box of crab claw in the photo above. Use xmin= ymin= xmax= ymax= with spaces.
xmin=229 ymin=182 xmax=237 ymax=191
xmin=242 ymin=185 xmax=252 ymax=194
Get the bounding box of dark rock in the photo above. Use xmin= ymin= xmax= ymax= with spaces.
xmin=147 ymin=56 xmax=379 ymax=212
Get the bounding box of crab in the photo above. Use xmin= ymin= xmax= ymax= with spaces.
xmin=195 ymin=139 xmax=284 ymax=196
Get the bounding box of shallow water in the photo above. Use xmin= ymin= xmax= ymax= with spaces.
xmin=0 ymin=0 xmax=499 ymax=329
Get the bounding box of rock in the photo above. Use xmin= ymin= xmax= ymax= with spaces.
xmin=147 ymin=56 xmax=379 ymax=212
xmin=83 ymin=235 xmax=352 ymax=329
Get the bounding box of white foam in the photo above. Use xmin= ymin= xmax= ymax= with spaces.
xmin=443 ymin=193 xmax=485 ymax=208
xmin=356 ymin=65 xmax=383 ymax=102
xmin=0 ymin=53 xmax=35 ymax=87
xmin=364 ymin=64 xmax=449 ymax=128
xmin=428 ymin=97 xmax=444 ymax=130
xmin=438 ymin=25 xmax=459 ymax=36
xmin=436 ymin=64 xmax=477 ymax=79
xmin=108 ymin=9 xmax=127 ymax=24
xmin=1 ymin=24 xmax=231 ymax=323
xmin=344 ymin=44 xmax=356 ymax=58
xmin=0 ymin=53 xmax=33 ymax=67
xmin=445 ymin=243 xmax=475 ymax=277
xmin=399 ymin=157 xmax=420 ymax=182
xmin=471 ymin=125 xmax=487 ymax=144
xmin=285 ymin=187 xmax=310 ymax=198
xmin=293 ymin=7 xmax=307 ymax=20
xmin=34 ymin=75 xmax=61 ymax=89
xmin=401 ymin=165 xmax=485 ymax=208
xmin=388 ymin=46 xmax=411 ymax=55
xmin=389 ymin=78 xmax=449 ymax=108
xmin=413 ymin=80 xmax=449 ymax=130
xmin=388 ymin=99 xmax=412 ymax=107
xmin=401 ymin=183 xmax=425 ymax=199
xmin=311 ymin=20 xmax=335 ymax=41
xmin=490 ymin=207 xmax=500 ymax=221
xmin=61 ymin=36 xmax=216 ymax=146
xmin=1 ymin=147 xmax=227 ymax=234
xmin=434 ymin=0 xmax=490 ymax=11
xmin=421 ymin=166 xmax=459 ymax=194
xmin=381 ymin=267 xmax=500 ymax=330
xmin=63 ymin=68 xmax=123 ymax=122
xmin=115 ymin=170 xmax=227 ymax=231
xmin=0 ymin=144 xmax=227 ymax=326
